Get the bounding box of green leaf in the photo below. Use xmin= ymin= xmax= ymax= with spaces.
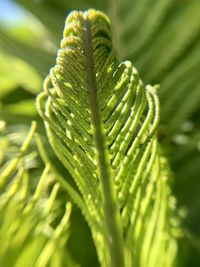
xmin=0 ymin=122 xmax=78 ymax=267
xmin=2 ymin=0 xmax=199 ymax=264
xmin=110 ymin=0 xmax=200 ymax=131
xmin=37 ymin=10 xmax=181 ymax=267
xmin=13 ymin=0 xmax=200 ymax=131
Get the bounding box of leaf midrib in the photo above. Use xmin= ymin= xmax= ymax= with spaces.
xmin=83 ymin=14 xmax=125 ymax=267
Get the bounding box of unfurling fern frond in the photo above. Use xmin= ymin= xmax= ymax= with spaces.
xmin=0 ymin=122 xmax=78 ymax=267
xmin=37 ymin=10 xmax=182 ymax=267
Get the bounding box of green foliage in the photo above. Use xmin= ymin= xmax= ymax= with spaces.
xmin=0 ymin=0 xmax=200 ymax=266
xmin=36 ymin=10 xmax=182 ymax=267
xmin=0 ymin=122 xmax=77 ymax=267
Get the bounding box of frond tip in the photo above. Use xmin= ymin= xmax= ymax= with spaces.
xmin=37 ymin=9 xmax=181 ymax=267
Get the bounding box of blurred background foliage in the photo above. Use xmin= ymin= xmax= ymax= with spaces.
xmin=0 ymin=0 xmax=200 ymax=266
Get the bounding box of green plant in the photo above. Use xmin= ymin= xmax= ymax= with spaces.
xmin=0 ymin=1 xmax=200 ymax=266
xmin=36 ymin=9 xmax=181 ymax=267
xmin=0 ymin=122 xmax=77 ymax=267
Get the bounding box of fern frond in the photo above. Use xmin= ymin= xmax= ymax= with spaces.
xmin=0 ymin=122 xmax=78 ymax=267
xmin=110 ymin=0 xmax=200 ymax=131
xmin=37 ymin=10 xmax=181 ymax=267
xmin=10 ymin=0 xmax=200 ymax=131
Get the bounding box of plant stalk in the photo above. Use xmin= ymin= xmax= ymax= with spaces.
xmin=83 ymin=13 xmax=125 ymax=267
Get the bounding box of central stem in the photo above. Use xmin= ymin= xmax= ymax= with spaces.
xmin=83 ymin=13 xmax=125 ymax=267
